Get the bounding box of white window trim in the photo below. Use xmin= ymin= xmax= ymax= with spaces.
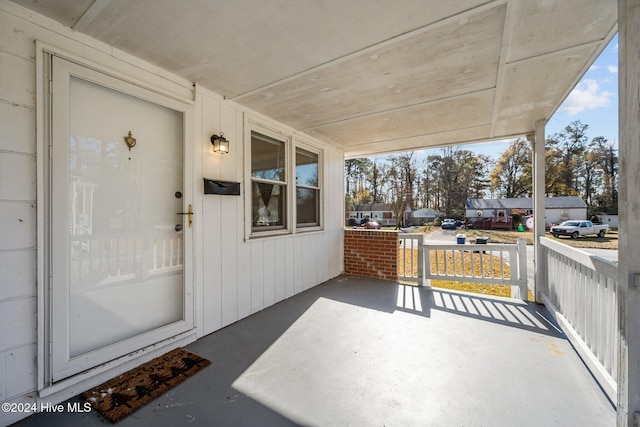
xmin=244 ymin=121 xmax=293 ymax=239
xmin=244 ymin=118 xmax=324 ymax=239
xmin=293 ymin=137 xmax=323 ymax=233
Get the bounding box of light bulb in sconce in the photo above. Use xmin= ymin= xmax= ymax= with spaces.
xmin=211 ymin=132 xmax=230 ymax=154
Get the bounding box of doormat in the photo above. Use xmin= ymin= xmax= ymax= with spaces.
xmin=82 ymin=347 xmax=211 ymax=423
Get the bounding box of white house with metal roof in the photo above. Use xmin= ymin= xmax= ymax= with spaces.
xmin=466 ymin=196 xmax=587 ymax=228
xmin=348 ymin=203 xmax=396 ymax=225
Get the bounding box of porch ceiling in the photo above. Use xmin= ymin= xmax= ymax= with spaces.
xmin=12 ymin=0 xmax=617 ymax=158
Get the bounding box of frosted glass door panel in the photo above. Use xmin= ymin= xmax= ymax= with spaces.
xmin=67 ymin=77 xmax=184 ymax=356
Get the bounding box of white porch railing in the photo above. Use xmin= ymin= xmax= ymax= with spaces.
xmin=397 ymin=234 xmax=528 ymax=299
xmin=539 ymin=236 xmax=618 ymax=403
xmin=422 ymin=238 xmax=528 ymax=299
xmin=398 ymin=233 xmax=423 ymax=284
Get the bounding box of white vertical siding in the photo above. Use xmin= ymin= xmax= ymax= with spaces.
xmin=263 ymin=239 xmax=276 ymax=307
xmin=203 ymin=189 xmax=223 ymax=333
xmin=294 ymin=237 xmax=305 ymax=294
xmin=219 ymin=105 xmax=240 ymax=327
xmin=202 ymin=94 xmax=223 ymax=335
xmin=274 ymin=238 xmax=286 ymax=302
xmin=0 ymin=4 xmax=345 ymax=420
xmin=220 ymin=191 xmax=239 ymax=326
xmin=250 ymin=241 xmax=265 ymax=313
xmin=237 ymin=239 xmax=253 ymax=319
xmin=199 ymin=90 xmax=344 ymax=336
xmin=284 ymin=238 xmax=296 ymax=298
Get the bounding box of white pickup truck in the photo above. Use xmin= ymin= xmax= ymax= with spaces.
xmin=550 ymin=220 xmax=610 ymax=239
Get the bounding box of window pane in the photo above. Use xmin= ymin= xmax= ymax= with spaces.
xmin=296 ymin=187 xmax=318 ymax=226
xmin=296 ymin=148 xmax=318 ymax=187
xmin=252 ymin=182 xmax=286 ymax=229
xmin=252 ymin=131 xmax=285 ymax=182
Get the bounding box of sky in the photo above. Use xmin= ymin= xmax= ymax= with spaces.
xmin=415 ymin=34 xmax=620 ymax=162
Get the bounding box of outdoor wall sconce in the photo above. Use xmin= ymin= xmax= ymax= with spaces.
xmin=211 ymin=132 xmax=230 ymax=154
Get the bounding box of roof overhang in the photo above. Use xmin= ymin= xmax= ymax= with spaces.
xmin=11 ymin=0 xmax=617 ymax=158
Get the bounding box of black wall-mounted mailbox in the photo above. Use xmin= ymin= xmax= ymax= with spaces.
xmin=204 ymin=178 xmax=241 ymax=196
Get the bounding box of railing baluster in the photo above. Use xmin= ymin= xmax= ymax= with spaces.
xmin=460 ymin=246 xmax=473 ymax=277
xmin=443 ymin=249 xmax=448 ymax=276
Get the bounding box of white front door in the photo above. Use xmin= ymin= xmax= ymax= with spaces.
xmin=49 ymin=56 xmax=194 ymax=381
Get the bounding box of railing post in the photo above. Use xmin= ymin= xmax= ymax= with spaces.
xmin=510 ymin=245 xmax=520 ymax=299
xmin=415 ymin=234 xmax=424 ymax=285
xmin=517 ymin=237 xmax=528 ymax=300
xmin=422 ymin=243 xmax=430 ymax=287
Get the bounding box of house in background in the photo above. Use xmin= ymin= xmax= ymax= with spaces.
xmin=466 ymin=196 xmax=587 ymax=230
xmin=409 ymin=208 xmax=442 ymax=225
xmin=597 ymin=212 xmax=619 ymax=229
xmin=347 ymin=205 xmax=441 ymax=227
xmin=348 ymin=203 xmax=396 ymax=226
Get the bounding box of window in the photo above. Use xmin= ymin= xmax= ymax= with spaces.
xmin=296 ymin=147 xmax=320 ymax=227
xmin=251 ymin=131 xmax=287 ymax=231
xmin=246 ymin=120 xmax=323 ymax=238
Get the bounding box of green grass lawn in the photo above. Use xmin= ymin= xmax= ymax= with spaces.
xmin=453 ymin=228 xmax=618 ymax=250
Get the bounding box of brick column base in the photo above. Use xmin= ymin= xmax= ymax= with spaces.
xmin=344 ymin=229 xmax=398 ymax=281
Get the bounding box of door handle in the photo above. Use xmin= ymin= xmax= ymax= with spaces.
xmin=177 ymin=204 xmax=193 ymax=228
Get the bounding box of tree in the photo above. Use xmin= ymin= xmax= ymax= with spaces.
xmin=580 ymin=150 xmax=602 ymax=207
xmin=468 ymin=154 xmax=492 ymax=199
xmin=345 ymin=193 xmax=355 ymax=214
xmin=370 ymin=160 xmax=385 ymax=203
xmin=546 ymin=120 xmax=589 ymax=195
xmin=422 ymin=147 xmax=486 ymax=217
xmin=353 ymin=187 xmax=373 ymax=205
xmin=344 ymin=159 xmax=356 ymax=197
xmin=489 ymin=138 xmax=532 ymax=198
xmin=544 ymin=146 xmax=565 ymax=196
xmin=344 ymin=158 xmax=373 ymax=199
xmin=383 ymin=159 xmax=407 ymax=228
xmin=460 ymin=151 xmax=492 ymax=200
xmin=589 ymin=136 xmax=618 ymax=210
xmin=395 ymin=152 xmax=418 ymax=210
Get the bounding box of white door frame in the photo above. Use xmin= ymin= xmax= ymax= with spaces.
xmin=37 ymin=46 xmax=197 ymax=388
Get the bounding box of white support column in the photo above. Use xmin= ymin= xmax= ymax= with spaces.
xmin=530 ymin=123 xmax=547 ymax=302
xmin=618 ymin=1 xmax=640 ymax=425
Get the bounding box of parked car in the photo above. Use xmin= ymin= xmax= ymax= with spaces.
xmin=550 ymin=220 xmax=610 ymax=239
xmin=347 ymin=218 xmax=359 ymax=226
xmin=441 ymin=218 xmax=457 ymax=230
xmin=363 ymin=220 xmax=381 ymax=229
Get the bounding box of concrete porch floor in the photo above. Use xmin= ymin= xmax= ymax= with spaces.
xmin=14 ymin=275 xmax=615 ymax=426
